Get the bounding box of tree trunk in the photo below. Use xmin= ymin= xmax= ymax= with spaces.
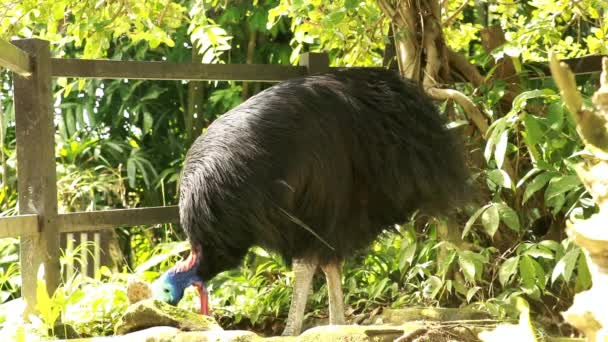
xmin=242 ymin=29 xmax=258 ymax=100
xmin=377 ymin=0 xmax=488 ymax=136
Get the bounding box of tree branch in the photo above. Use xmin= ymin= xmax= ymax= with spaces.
xmin=426 ymin=87 xmax=488 ymax=135
xmin=448 ymin=49 xmax=484 ymax=87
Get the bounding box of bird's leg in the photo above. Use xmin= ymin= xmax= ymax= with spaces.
xmin=282 ymin=257 xmax=318 ymax=336
xmin=320 ymin=258 xmax=346 ymax=325
xmin=193 ymin=282 xmax=210 ymax=315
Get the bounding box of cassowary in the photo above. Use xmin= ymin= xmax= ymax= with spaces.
xmin=152 ymin=68 xmax=471 ymax=336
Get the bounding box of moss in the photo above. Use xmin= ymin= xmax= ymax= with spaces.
xmin=115 ymin=299 xmax=222 ymax=335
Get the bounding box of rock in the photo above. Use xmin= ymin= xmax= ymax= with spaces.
xmin=123 ymin=326 xmax=181 ymax=342
xmin=127 ymin=276 xmax=153 ymax=304
xmin=298 ymin=325 xmax=370 ymax=342
xmin=296 ymin=324 xmax=422 ymax=342
xmin=175 ymin=330 xmax=260 ymax=342
xmin=382 ymin=308 xmax=492 ymax=324
xmin=115 ymin=299 xmax=222 ymax=335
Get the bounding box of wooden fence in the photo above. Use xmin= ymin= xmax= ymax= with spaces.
xmin=0 ymin=37 xmax=330 ymax=317
xmin=0 ymin=37 xmax=605 ymax=318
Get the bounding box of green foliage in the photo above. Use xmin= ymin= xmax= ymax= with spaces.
xmin=268 ymin=0 xmax=388 ymax=66
xmin=1 ymin=0 xmax=185 ymax=58
xmin=491 ymin=0 xmax=608 ymax=61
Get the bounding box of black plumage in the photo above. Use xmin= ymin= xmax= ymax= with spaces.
xmin=178 ymin=67 xmax=471 ymax=282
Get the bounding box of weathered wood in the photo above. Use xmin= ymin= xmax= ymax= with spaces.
xmin=0 ymin=215 xmax=39 ymax=238
xmin=59 ymin=206 xmax=179 ymax=232
xmin=13 ymin=39 xmax=59 ymax=318
xmin=299 ymin=53 xmax=330 ymax=74
xmin=0 ymin=39 xmax=32 ymax=76
xmin=50 ymin=59 xmax=308 ymax=82
xmin=528 ymin=54 xmax=608 ymax=79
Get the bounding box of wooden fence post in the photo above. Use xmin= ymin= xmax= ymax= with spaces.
xmin=12 ymin=39 xmax=60 ymax=318
xmin=299 ymin=52 xmax=330 ymax=74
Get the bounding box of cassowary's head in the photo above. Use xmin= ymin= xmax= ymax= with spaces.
xmin=151 ymin=250 xmax=210 ymax=315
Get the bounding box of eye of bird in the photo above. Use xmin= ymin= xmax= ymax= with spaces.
xmin=164 ymin=288 xmax=170 ymax=293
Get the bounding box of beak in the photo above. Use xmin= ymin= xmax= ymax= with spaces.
xmin=194 ymin=282 xmax=210 ymax=315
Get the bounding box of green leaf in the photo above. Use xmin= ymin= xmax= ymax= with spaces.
xmin=496 ymin=203 xmax=520 ymax=231
xmin=539 ymin=240 xmax=562 ymax=252
xmin=370 ymin=277 xmax=389 ymax=300
xmin=519 ymin=255 xmax=537 ymax=290
xmin=438 ymin=250 xmax=457 ymax=277
xmin=523 ymin=172 xmax=554 ymax=203
xmin=523 ymin=114 xmax=544 ymax=145
xmin=65 ymin=109 xmax=76 ymax=138
xmin=462 ymin=204 xmax=489 ymax=238
xmin=546 ymin=102 xmax=564 ymax=130
xmin=325 ymin=10 xmax=346 ymax=25
xmin=422 ymin=276 xmax=443 ymax=299
xmin=499 ymin=256 xmax=520 ymax=286
xmin=487 ymin=169 xmax=513 ymax=189
xmin=481 ymin=204 xmax=500 ymax=237
xmin=545 ymin=175 xmax=581 ymax=201
xmin=466 ymin=286 xmax=480 ymax=303
xmin=127 ymin=158 xmax=137 ymax=188
xmin=575 ymin=253 xmax=591 ymax=292
xmin=36 ymin=264 xmax=60 ymax=327
xmin=494 ymin=130 xmax=509 ymax=169
xmin=531 ymin=256 xmax=546 ymax=290
xmin=458 ymin=251 xmax=482 ymax=283
xmin=345 ymin=0 xmax=359 ymax=10
xmin=512 ymin=89 xmax=555 ymax=111
xmin=516 ymin=168 xmax=540 ymax=188
xmin=459 ymin=254 xmax=476 ymax=282
xmin=552 ymin=248 xmax=581 ymax=283
xmin=524 ymin=246 xmax=554 ymax=259
xmin=143 ymin=112 xmax=154 ymax=134
xmin=484 ymin=120 xmax=506 ymax=162
xmin=398 ymin=241 xmax=416 ymax=273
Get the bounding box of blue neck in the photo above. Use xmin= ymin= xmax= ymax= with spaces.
xmin=169 ymin=250 xmax=204 ymax=290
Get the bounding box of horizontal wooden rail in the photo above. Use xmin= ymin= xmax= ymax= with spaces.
xmin=59 ymin=206 xmax=179 ymax=233
xmin=0 ymin=39 xmax=32 ymax=76
xmin=0 ymin=214 xmax=39 ymax=238
xmin=50 ymin=59 xmax=309 ymax=82
xmin=528 ymin=54 xmax=607 ymax=78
